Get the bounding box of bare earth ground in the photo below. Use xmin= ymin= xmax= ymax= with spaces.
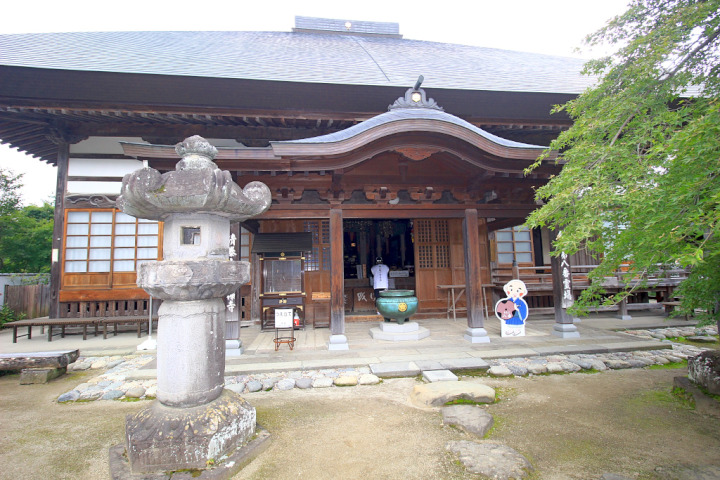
xmin=1 ymin=367 xmax=719 ymax=480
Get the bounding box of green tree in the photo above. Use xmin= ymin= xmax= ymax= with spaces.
xmin=0 ymin=169 xmax=53 ymax=273
xmin=0 ymin=167 xmax=22 ymax=215
xmin=526 ymin=0 xmax=720 ymax=328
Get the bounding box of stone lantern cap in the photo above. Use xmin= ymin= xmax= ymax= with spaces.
xmin=117 ymin=135 xmax=271 ymax=222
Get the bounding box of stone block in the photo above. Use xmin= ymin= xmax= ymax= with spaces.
xmin=440 ymin=358 xmax=490 ymax=372
xmin=410 ymin=381 xmax=495 ymax=408
xmin=688 ymin=350 xmax=720 ymax=395
xmin=369 ymin=362 xmax=421 ymax=378
xmin=446 ymin=441 xmax=533 ymax=478
xmin=442 ymin=405 xmax=494 ymax=437
xmin=422 ymin=370 xmax=458 ymax=383
xmin=19 ymin=367 xmax=65 ymax=385
xmin=369 ymin=323 xmax=430 ymax=341
xmin=125 ymin=390 xmax=256 ymax=474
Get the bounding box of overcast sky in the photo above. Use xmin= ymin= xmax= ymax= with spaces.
xmin=0 ymin=0 xmax=630 ymax=206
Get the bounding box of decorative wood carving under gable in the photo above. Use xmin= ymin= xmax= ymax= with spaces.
xmin=393 ymin=147 xmax=440 ymax=161
xmin=65 ymin=194 xmax=117 ymax=209
xmin=410 ymin=187 xmax=442 ymax=204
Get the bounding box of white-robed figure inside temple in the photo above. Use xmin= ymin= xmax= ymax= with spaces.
xmin=371 ymin=257 xmax=390 ymax=300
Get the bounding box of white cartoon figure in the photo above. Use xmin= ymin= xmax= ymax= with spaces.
xmin=495 ymin=279 xmax=529 ymax=337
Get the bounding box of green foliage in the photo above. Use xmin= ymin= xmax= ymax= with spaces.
xmin=526 ymin=0 xmax=720 ymax=326
xmin=0 ymin=167 xmax=22 ymax=215
xmin=0 ymin=304 xmax=26 ymax=327
xmin=0 ymin=169 xmax=53 ymax=273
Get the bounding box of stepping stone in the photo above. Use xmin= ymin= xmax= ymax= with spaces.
xmin=334 ymin=375 xmax=358 ymax=386
xmin=410 ymin=381 xmax=495 ymax=408
xmin=357 ymin=374 xmax=381 ymax=385
xmin=440 ymin=358 xmax=490 ymax=372
xmin=442 ymin=405 xmax=494 ymax=437
xmin=488 ymin=365 xmax=513 ymax=377
xmin=687 ymin=335 xmax=718 ymax=343
xmin=446 ymin=440 xmax=533 ymax=479
xmin=369 ymin=362 xmax=421 ymax=378
xmin=422 ymin=370 xmax=458 ymax=383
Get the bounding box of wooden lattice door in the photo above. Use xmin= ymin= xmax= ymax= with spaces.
xmin=414 ymin=219 xmax=457 ymax=310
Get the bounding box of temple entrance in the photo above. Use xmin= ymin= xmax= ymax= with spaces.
xmin=342 ymin=219 xmax=415 ymax=316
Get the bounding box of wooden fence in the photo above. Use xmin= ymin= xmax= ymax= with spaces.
xmin=3 ymin=284 xmax=51 ymax=319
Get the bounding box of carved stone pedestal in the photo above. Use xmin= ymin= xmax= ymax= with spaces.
xmin=125 ymin=390 xmax=256 ymax=473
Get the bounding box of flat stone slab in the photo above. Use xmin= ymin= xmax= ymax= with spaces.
xmin=422 ymin=370 xmax=458 ymax=383
xmin=0 ymin=350 xmax=79 ymax=371
xmin=410 ymin=381 xmax=495 ymax=408
xmin=369 ymin=361 xmax=421 ymax=378
xmin=440 ymin=357 xmax=490 ymax=372
xmin=369 ymin=324 xmax=430 ymax=341
xmin=442 ymin=405 xmax=494 ymax=437
xmin=414 ymin=360 xmax=444 ymax=371
xmin=446 ymin=440 xmax=533 ymax=479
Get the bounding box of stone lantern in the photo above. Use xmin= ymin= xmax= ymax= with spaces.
xmin=114 ymin=135 xmax=271 ymax=475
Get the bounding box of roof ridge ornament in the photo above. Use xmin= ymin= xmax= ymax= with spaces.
xmin=388 ymin=76 xmax=443 ymax=111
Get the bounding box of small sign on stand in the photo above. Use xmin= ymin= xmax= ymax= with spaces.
xmin=273 ymin=308 xmax=296 ymax=351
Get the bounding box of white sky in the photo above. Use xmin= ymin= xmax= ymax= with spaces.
xmin=0 ymin=0 xmax=630 ymax=206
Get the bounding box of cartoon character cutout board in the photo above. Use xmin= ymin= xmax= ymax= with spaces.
xmin=495 ymin=279 xmax=529 ymax=337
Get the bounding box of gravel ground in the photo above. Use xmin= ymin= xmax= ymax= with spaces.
xmin=1 ymin=364 xmax=719 ymax=480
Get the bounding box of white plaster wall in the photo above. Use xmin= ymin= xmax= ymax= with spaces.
xmin=68 ymin=158 xmax=143 ymax=177
xmin=66 ymin=180 xmax=123 ymax=195
xmin=70 ymin=136 xmax=146 ymax=155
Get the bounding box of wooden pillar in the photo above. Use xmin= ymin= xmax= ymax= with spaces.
xmin=328 ymin=208 xmax=348 ymax=349
xmin=616 ymin=297 xmax=631 ymax=321
xmin=49 ymin=143 xmax=69 ymax=319
xmin=549 ymin=229 xmax=580 ymax=338
xmin=462 ymin=209 xmax=489 ymax=343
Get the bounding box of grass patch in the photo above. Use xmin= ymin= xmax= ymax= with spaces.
xmin=648 ymin=360 xmax=688 ymax=370
xmin=626 ymin=388 xmax=695 ymax=414
xmin=671 ymin=386 xmax=696 ymax=409
xmin=484 ymin=413 xmax=506 ymax=438
xmin=493 ymin=386 xmax=516 ymax=404
xmin=453 ymin=368 xmax=489 ymax=377
xmin=444 ymin=398 xmax=485 ymax=406
xmin=666 ymin=335 xmax=719 ymax=348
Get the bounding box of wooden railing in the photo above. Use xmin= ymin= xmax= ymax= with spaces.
xmin=492 ymin=263 xmax=688 ymax=291
xmin=490 ymin=263 xmax=689 ymax=313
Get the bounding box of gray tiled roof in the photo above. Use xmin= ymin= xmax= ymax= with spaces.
xmin=0 ymin=30 xmax=592 ymax=94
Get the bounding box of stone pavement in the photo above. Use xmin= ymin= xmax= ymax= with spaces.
xmin=0 ymin=311 xmax=698 ymax=377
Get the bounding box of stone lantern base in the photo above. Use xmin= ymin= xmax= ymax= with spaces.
xmin=124 ymin=390 xmax=256 ymax=474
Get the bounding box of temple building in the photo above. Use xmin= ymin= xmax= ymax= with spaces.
xmin=1 ymin=17 xmax=640 ymax=346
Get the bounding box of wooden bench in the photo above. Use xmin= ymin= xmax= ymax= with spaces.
xmin=100 ymin=316 xmax=156 ymax=339
xmin=0 ymin=349 xmax=79 ymax=384
xmin=3 ymin=316 xmax=156 ymax=343
xmin=661 ymin=300 xmax=690 ymax=320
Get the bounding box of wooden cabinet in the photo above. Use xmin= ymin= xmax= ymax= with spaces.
xmin=259 ymin=254 xmax=306 ymax=330
xmin=252 ymin=232 xmax=313 ymax=331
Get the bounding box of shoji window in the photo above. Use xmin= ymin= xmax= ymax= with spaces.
xmin=495 ymin=226 xmax=534 ymax=265
xmin=63 ymin=209 xmax=161 ymax=288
